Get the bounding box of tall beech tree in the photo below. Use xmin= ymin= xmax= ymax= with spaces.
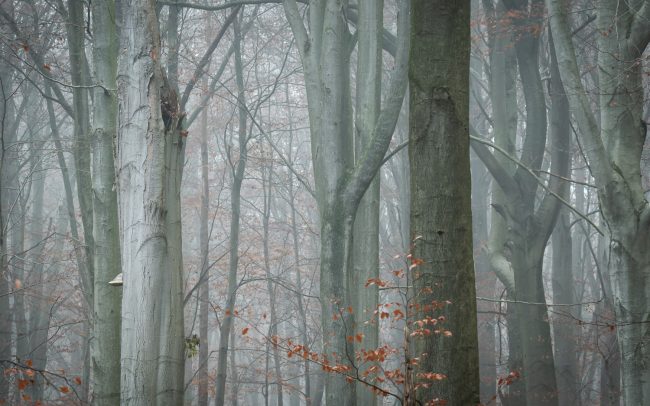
xmin=408 ymin=1 xmax=479 ymax=405
xmin=117 ymin=0 xmax=185 ymax=403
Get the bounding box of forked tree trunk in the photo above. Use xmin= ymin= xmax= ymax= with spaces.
xmin=282 ymin=1 xmax=409 ymax=402
xmin=547 ymin=0 xmax=650 ymax=403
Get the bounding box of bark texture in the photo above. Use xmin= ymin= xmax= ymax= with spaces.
xmin=90 ymin=0 xmax=122 ymax=403
xmin=117 ymin=0 xmax=185 ymax=403
xmin=409 ymin=1 xmax=480 ymax=404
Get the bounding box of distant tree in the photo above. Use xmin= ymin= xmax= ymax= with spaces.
xmin=548 ymin=0 xmax=650 ymax=403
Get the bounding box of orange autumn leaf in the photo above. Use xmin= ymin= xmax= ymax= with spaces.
xmin=59 ymin=386 xmax=70 ymax=393
xmin=25 ymin=360 xmax=33 ymax=367
xmin=74 ymin=376 xmax=82 ymax=385
xmin=241 ymin=327 xmax=249 ymax=335
xmin=17 ymin=379 xmax=29 ymax=390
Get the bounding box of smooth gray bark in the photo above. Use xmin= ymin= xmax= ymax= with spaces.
xmin=549 ymin=30 xmax=578 ymax=406
xmin=198 ymin=83 xmax=210 ymax=406
xmin=117 ymin=0 xmax=185 ymax=403
xmin=352 ymin=1 xmax=382 ymax=404
xmin=262 ymin=160 xmax=284 ymax=406
xmin=25 ymin=147 xmax=48 ymax=402
xmin=66 ymin=0 xmax=94 ymax=303
xmin=90 ymin=0 xmax=122 ymax=403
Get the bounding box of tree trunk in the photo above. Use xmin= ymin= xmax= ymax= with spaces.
xmin=286 ymin=87 xmax=311 ymax=406
xmin=352 ymin=1 xmax=382 ymax=404
xmin=198 ymin=82 xmax=210 ymax=406
xmin=261 ymin=154 xmax=284 ymax=406
xmin=66 ymin=0 xmax=94 ymax=304
xmin=26 ymin=166 xmax=49 ymax=402
xmin=90 ymin=0 xmax=122 ymax=403
xmin=215 ymin=14 xmax=247 ymax=406
xmin=117 ymin=0 xmax=185 ymax=403
xmin=409 ymin=2 xmax=480 ymax=405
xmin=0 ymin=3 xmax=14 ymax=397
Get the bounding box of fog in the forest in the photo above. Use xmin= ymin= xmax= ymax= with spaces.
xmin=1 ymin=1 xmax=649 ymax=405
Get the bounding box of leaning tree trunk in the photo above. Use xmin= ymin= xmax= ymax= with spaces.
xmin=408 ymin=1 xmax=479 ymax=405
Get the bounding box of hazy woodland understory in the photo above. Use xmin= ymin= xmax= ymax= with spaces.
xmin=0 ymin=0 xmax=649 ymax=405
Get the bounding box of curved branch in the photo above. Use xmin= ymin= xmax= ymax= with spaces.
xmin=180 ymin=6 xmax=240 ymax=109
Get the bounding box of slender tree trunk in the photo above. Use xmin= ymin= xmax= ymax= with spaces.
xmin=549 ymin=31 xmax=578 ymax=405
xmin=159 ymin=6 xmax=187 ymax=402
xmin=352 ymin=2 xmax=382 ymax=404
xmin=0 ymin=2 xmax=14 ymax=397
xmin=90 ymin=1 xmax=122 ymax=403
xmin=409 ymin=2 xmax=479 ymax=405
xmin=198 ymin=82 xmax=211 ymax=406
xmin=483 ymin=3 xmax=523 ymax=402
xmin=215 ymin=14 xmax=247 ymax=405
xmin=230 ymin=325 xmax=239 ymax=406
xmin=25 ymin=153 xmax=48 ymax=402
xmin=262 ymin=162 xmax=284 ymax=406
xmin=286 ymin=87 xmax=311 ymax=406
xmin=66 ymin=0 xmax=94 ymax=303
